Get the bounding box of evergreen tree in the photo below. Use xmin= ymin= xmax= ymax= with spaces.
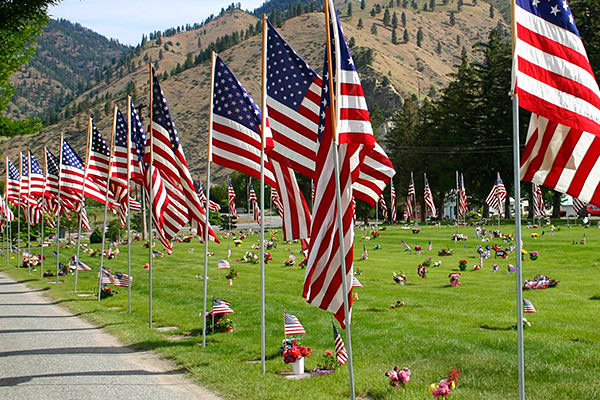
xmin=392 ymin=27 xmax=398 ymax=44
xmin=361 ymin=0 xmax=366 ymax=9
xmin=371 ymin=23 xmax=378 ymax=35
xmin=383 ymin=8 xmax=391 ymax=26
xmin=348 ymin=36 xmax=356 ymax=48
xmin=416 ymin=27 xmax=423 ymax=47
xmin=436 ymin=41 xmax=442 ymax=54
xmin=358 ymin=18 xmax=364 ymax=29
xmin=457 ymin=0 xmax=463 ymax=11
xmin=489 ymin=4 xmax=494 ymax=18
xmin=403 ymin=28 xmax=409 ymax=42
xmin=401 ymin=11 xmax=406 ymax=27
xmin=392 ymin=12 xmax=398 ymax=28
xmin=347 ymin=2 xmax=353 ymax=16
xmin=449 ymin=11 xmax=456 ymax=26
xmin=429 ymin=0 xmax=435 ymax=11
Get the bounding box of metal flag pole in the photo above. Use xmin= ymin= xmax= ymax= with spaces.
xmin=41 ymin=148 xmax=48 ymax=278
xmin=4 ymin=159 xmax=10 ymax=270
xmin=259 ymin=14 xmax=268 ymax=374
xmin=97 ymin=108 xmax=117 ymax=302
xmin=76 ymin=118 xmax=93 ymax=290
xmin=17 ymin=153 xmax=21 ymax=268
xmin=148 ymin=64 xmax=155 ymax=329
xmin=56 ymin=135 xmax=64 ymax=284
xmin=324 ymin=1 xmax=355 ymax=398
xmin=455 ymin=171 xmax=460 ymax=233
xmin=127 ymin=97 xmax=133 ymax=314
xmin=27 ymin=150 xmax=31 ymax=273
xmin=202 ymin=51 xmax=216 ymax=347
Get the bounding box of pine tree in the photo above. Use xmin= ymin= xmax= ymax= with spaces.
xmin=392 ymin=12 xmax=399 ymax=28
xmin=361 ymin=0 xmax=366 ymax=9
xmin=371 ymin=23 xmax=378 ymax=35
xmin=403 ymin=28 xmax=409 ymax=42
xmin=417 ymin=27 xmax=423 ymax=47
xmin=457 ymin=0 xmax=463 ymax=11
xmin=347 ymin=2 xmax=353 ymax=16
xmin=401 ymin=11 xmax=406 ymax=27
xmin=392 ymin=27 xmax=398 ymax=44
xmin=436 ymin=41 xmax=442 ymax=54
xmin=358 ymin=18 xmax=364 ymax=29
xmin=429 ymin=0 xmax=435 ymax=11
xmin=489 ymin=4 xmax=495 ymax=18
xmin=449 ymin=11 xmax=456 ymax=26
xmin=383 ymin=8 xmax=391 ymax=26
xmin=348 ymin=36 xmax=356 ymax=48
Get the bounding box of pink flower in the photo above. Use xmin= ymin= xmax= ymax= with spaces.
xmin=324 ymin=350 xmax=333 ymax=356
xmin=385 ymin=369 xmax=398 ymax=381
xmin=398 ymin=367 xmax=411 ymax=383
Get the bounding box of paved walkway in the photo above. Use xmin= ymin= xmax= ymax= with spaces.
xmin=0 ymin=271 xmax=220 ymax=400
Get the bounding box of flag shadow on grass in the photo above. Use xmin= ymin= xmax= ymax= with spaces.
xmin=480 ymin=324 xmax=513 ymax=331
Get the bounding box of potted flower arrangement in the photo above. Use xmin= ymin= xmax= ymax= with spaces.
xmin=458 ymin=260 xmax=467 ymax=271
xmin=412 ymin=228 xmax=421 ymax=234
xmin=385 ymin=366 xmax=411 ymax=389
xmin=449 ymin=273 xmax=461 ymax=287
xmin=429 ymin=367 xmax=461 ymax=398
xmin=438 ymin=248 xmax=454 ymax=257
xmin=313 ymin=350 xmax=337 ymax=375
xmin=529 ymin=251 xmax=539 ymax=261
xmin=100 ymin=286 xmax=115 ymax=299
xmin=415 ymin=245 xmax=423 ymax=254
xmin=225 ymin=268 xmax=238 ymax=286
xmin=280 ymin=339 xmax=311 ymax=374
xmin=214 ymin=317 xmax=234 ymax=332
xmin=393 ymin=271 xmax=407 ymax=285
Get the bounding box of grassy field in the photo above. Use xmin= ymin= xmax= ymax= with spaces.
xmin=3 ymin=221 xmax=600 ymax=400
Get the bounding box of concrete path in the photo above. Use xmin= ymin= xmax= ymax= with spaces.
xmin=0 ymin=271 xmax=220 ymax=400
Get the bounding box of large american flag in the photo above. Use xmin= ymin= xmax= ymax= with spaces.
xmin=516 ymin=0 xmax=600 ymax=205
xmin=406 ymin=172 xmax=415 ymax=221
xmin=284 ymin=312 xmax=306 ymax=335
xmin=19 ymin=152 xmax=29 ymax=208
xmin=423 ymin=173 xmax=437 ymax=218
xmin=390 ymin=183 xmax=397 ymax=223
xmin=6 ymin=159 xmax=20 ymax=207
xmin=211 ymin=54 xmax=309 ymax=241
xmin=457 ymin=172 xmax=468 ymax=217
xmin=485 ymin=172 xmax=507 ymax=217
xmin=304 ymin=1 xmax=375 ymax=328
xmin=59 ymin=139 xmax=91 ymax=230
xmin=86 ymin=121 xmax=116 ymax=206
xmin=378 ymin=193 xmax=388 ymax=221
xmin=271 ymin=187 xmax=285 ymax=219
xmin=248 ymin=183 xmax=260 ymax=223
xmin=44 ymin=147 xmax=72 ymax=216
xmin=129 ymin=99 xmax=147 ymax=186
xmin=332 ymin=322 xmax=348 ymax=366
xmin=532 ymin=183 xmax=546 ymax=217
xmin=148 ymin=69 xmax=218 ymax=249
xmin=227 ymin=178 xmax=238 ymax=218
xmin=26 ymin=151 xmax=45 ymax=225
xmin=266 ymin=20 xmax=394 ymax=208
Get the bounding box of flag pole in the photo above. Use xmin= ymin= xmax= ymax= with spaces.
xmin=259 ymin=13 xmax=268 ymax=374
xmin=56 ymin=135 xmax=64 ymax=284
xmin=76 ymin=118 xmax=93 ymax=288
xmin=148 ymin=64 xmax=155 ymax=329
xmin=412 ymin=171 xmax=417 ymax=225
xmin=27 ymin=149 xmax=31 ymax=273
xmin=510 ymin=0 xmax=525 ymax=397
xmin=324 ymin=1 xmax=355 ymax=398
xmin=17 ymin=153 xmax=21 ymax=268
xmin=202 ymin=51 xmax=217 ymax=347
xmin=5 ymin=158 xmax=9 ymax=270
xmin=126 ymin=97 xmax=133 ymax=314
xmin=97 ymin=109 xmax=117 ymax=302
xmin=455 ymin=171 xmax=460 ymax=233
xmin=42 ymin=148 xmax=49 ymax=278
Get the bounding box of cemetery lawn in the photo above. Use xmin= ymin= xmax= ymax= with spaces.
xmin=4 ymin=222 xmax=600 ymax=400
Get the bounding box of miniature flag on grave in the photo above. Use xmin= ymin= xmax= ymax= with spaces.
xmin=351 ymin=276 xmax=363 ymax=288
xmin=217 ymin=259 xmax=231 ymax=269
xmin=113 ymin=272 xmax=132 ymax=287
xmin=523 ymin=298 xmax=537 ymax=313
xmin=332 ymin=322 xmax=348 ymax=366
xmin=284 ymin=312 xmax=306 ymax=335
xmin=211 ymin=298 xmax=234 ymax=315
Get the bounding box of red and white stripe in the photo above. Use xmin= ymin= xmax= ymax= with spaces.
xmin=532 ymin=183 xmax=546 ymax=217
xmin=390 ymin=184 xmax=397 ymax=223
xmin=378 ymin=193 xmax=388 ymax=221
xmin=423 ymin=174 xmax=437 ymax=218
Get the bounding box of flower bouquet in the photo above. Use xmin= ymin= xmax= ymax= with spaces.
xmin=415 ymin=245 xmax=423 ymax=254
xmin=449 ymin=272 xmax=461 ymax=287
xmin=385 ymin=366 xmax=411 ymax=389
xmin=429 ymin=367 xmax=461 ymax=398
xmin=393 ymin=271 xmax=407 ymax=285
xmin=100 ymin=286 xmax=115 ymax=299
xmin=313 ymin=350 xmax=337 ymax=374
xmin=438 ymin=248 xmax=454 ymax=257
xmin=214 ymin=317 xmax=234 ymax=332
xmin=523 ymin=275 xmax=559 ymax=290
xmin=451 ymin=233 xmax=468 ymax=241
xmin=417 ymin=264 xmax=427 ymax=278
xmin=458 ymin=260 xmax=467 ymax=271
xmin=412 ymin=228 xmax=421 ymax=234
xmin=529 ymin=251 xmax=539 ymax=261
xmin=433 ymin=260 xmax=442 ymax=267
xmin=225 ymin=268 xmax=238 ymax=286
xmin=280 ymin=339 xmax=311 ymax=363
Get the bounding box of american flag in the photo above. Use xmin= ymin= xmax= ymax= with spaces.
xmin=271 ymin=187 xmax=284 ymax=219
xmin=485 ymin=172 xmax=507 ymax=217
xmin=266 ymin=20 xmax=394 ymax=208
xmin=457 ymin=172 xmax=468 ymax=218
xmin=59 ymin=139 xmax=92 ymax=230
xmin=572 ymin=196 xmax=586 ymax=214
xmin=304 ymin=1 xmax=375 ymax=328
xmin=26 ymin=151 xmax=45 ymax=225
xmin=227 ymin=178 xmax=238 ymax=218
xmin=351 ymin=276 xmax=362 ymax=288
xmin=86 ymin=120 xmax=116 ymax=205
xmin=99 ymin=268 xmax=114 ymax=285
xmin=129 ymin=99 xmax=147 ymax=186
xmin=378 ymin=193 xmax=388 ymax=221
xmin=196 ymin=177 xmax=220 ymax=212
xmin=532 ymin=183 xmax=546 ymax=217
xmin=248 ymin=183 xmax=260 ymax=223
xmin=0 ymin=197 xmax=14 ymax=223
xmin=516 ymin=1 xmax=600 ymax=205
xmin=20 ymin=152 xmax=29 ymax=208
xmin=6 ymin=159 xmax=20 ymax=207
xmin=148 ymin=69 xmax=218 ymax=249
xmin=217 ymin=259 xmax=230 ymax=269
xmin=44 ymin=148 xmax=72 ymax=216
xmin=211 ymin=298 xmax=234 ymax=314
xmin=428 ymin=240 xmax=433 ymax=252
xmin=113 ymin=272 xmax=133 ymax=287
xmin=390 ymin=183 xmax=397 ymax=223
xmin=284 ymin=312 xmax=306 ymax=335
xmin=423 ymin=173 xmax=437 ymax=218
xmin=523 ymin=298 xmax=537 ymax=313
xmin=332 ymin=322 xmax=348 ymax=366
xmin=406 ymin=172 xmax=415 ymax=220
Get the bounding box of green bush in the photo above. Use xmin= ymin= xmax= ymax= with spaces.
xmin=89 ymin=227 xmax=103 ymax=244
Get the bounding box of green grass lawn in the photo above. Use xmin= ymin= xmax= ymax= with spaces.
xmin=3 ymin=222 xmax=600 ymax=400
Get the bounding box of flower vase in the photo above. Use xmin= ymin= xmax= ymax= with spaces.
xmin=459 ymin=264 xmax=466 ymax=271
xmin=292 ymin=357 xmax=304 ymax=375
xmin=228 ymin=278 xmax=233 ymax=286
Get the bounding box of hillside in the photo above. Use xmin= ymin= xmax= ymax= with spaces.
xmin=6 ymin=19 xmax=129 ymax=121
xmin=3 ymin=0 xmax=503 ymax=182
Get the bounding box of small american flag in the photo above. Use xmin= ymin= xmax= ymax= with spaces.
xmin=271 ymin=187 xmax=284 ymax=219
xmin=332 ymin=322 xmax=348 ymax=366
xmin=423 ymin=173 xmax=437 ymax=218
xmin=523 ymin=298 xmax=537 ymax=313
xmin=227 ymin=246 xmax=232 ymax=258
xmin=485 ymin=172 xmax=507 ymax=217
xmin=351 ymin=276 xmax=362 ymax=288
xmin=227 ymin=178 xmax=238 ymax=218
xmin=284 ymin=312 xmax=306 ymax=335
xmin=532 ymin=183 xmax=546 ymax=217
xmin=406 ymin=172 xmax=415 ymax=220
xmin=428 ymin=240 xmax=433 ymax=252
xmin=390 ymin=183 xmax=397 ymax=223
xmin=378 ymin=193 xmax=388 ymax=221
xmin=211 ymin=298 xmax=234 ymax=314
xmin=217 ymin=259 xmax=230 ymax=269
xmin=248 ymin=183 xmax=260 ymax=223
xmin=457 ymin=172 xmax=468 ymax=217
xmin=113 ymin=272 xmax=132 ymax=287
xmin=196 ymin=177 xmax=220 ymax=212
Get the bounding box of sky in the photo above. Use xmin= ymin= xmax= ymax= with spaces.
xmin=49 ymin=0 xmax=267 ymax=46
